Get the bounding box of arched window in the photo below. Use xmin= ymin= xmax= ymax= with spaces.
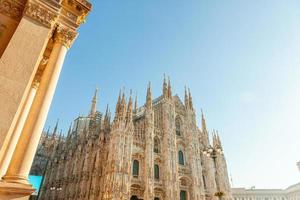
xmin=180 ymin=190 xmax=187 ymax=200
xmin=178 ymin=150 xmax=184 ymax=165
xmin=154 ymin=164 xmax=160 ymax=180
xmin=175 ymin=117 xmax=181 ymax=136
xmin=132 ymin=160 xmax=139 ymax=176
xmin=154 ymin=137 xmax=160 ymax=153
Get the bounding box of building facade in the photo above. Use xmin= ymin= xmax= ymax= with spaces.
xmin=36 ymin=80 xmax=232 ymax=200
xmin=0 ymin=0 xmax=91 ymax=198
xmin=232 ymin=183 xmax=300 ymax=200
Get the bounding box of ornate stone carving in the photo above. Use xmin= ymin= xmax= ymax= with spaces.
xmin=55 ymin=25 xmax=77 ymax=48
xmin=0 ymin=0 xmax=24 ymax=21
xmin=23 ymin=1 xmax=58 ymax=28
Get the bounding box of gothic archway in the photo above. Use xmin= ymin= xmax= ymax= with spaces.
xmin=179 ymin=176 xmax=193 ymax=200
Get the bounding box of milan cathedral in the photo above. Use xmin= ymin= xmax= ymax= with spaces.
xmin=32 ymin=79 xmax=232 ymax=200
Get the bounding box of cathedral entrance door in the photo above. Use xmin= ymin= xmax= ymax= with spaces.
xmin=130 ymin=195 xmax=139 ymax=200
xmin=180 ymin=190 xmax=187 ymax=200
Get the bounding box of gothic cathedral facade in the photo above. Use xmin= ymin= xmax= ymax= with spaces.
xmin=36 ymin=79 xmax=232 ymax=200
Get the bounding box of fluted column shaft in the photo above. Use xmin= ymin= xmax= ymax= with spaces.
xmin=0 ymin=80 xmax=39 ymax=178
xmin=2 ymin=25 xmax=77 ymax=185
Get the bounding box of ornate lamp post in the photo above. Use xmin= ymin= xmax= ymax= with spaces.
xmin=203 ymin=146 xmax=224 ymax=200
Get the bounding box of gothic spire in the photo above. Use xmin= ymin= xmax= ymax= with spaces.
xmin=163 ymin=74 xmax=168 ymax=98
xmin=58 ymin=129 xmax=63 ymax=142
xmin=134 ymin=94 xmax=138 ymax=113
xmin=52 ymin=119 xmax=59 ymax=138
xmin=67 ymin=123 xmax=72 ymax=138
xmin=188 ymin=88 xmax=193 ymax=110
xmin=212 ymin=130 xmax=216 ymax=146
xmin=216 ymin=131 xmax=223 ymax=149
xmin=146 ymin=82 xmax=152 ymax=109
xmin=105 ymin=104 xmax=109 ymax=120
xmin=184 ymin=86 xmax=189 ymax=108
xmin=46 ymin=126 xmax=51 ymax=139
xmin=89 ymin=87 xmax=98 ymax=116
xmin=201 ymin=109 xmax=207 ymax=133
xmin=126 ymin=91 xmax=133 ymax=123
xmin=212 ymin=130 xmax=218 ymax=148
xmin=120 ymin=91 xmax=127 ymax=120
xmin=75 ymin=116 xmax=80 ymax=133
xmin=104 ymin=104 xmax=111 ymax=130
xmin=114 ymin=90 xmax=122 ymax=121
xmin=168 ymin=77 xmax=172 ymax=98
xmin=66 ymin=123 xmax=72 ymax=145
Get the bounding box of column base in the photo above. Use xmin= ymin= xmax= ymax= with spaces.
xmin=0 ymin=181 xmax=34 ymax=200
xmin=2 ymin=175 xmax=30 ymax=185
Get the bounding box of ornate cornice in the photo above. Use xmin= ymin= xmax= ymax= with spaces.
xmin=0 ymin=0 xmax=24 ymax=21
xmin=61 ymin=0 xmax=91 ymax=27
xmin=54 ymin=25 xmax=77 ymax=48
xmin=23 ymin=1 xmax=58 ymax=28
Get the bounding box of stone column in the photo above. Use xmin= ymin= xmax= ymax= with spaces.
xmin=2 ymin=25 xmax=77 ymax=185
xmin=0 ymin=1 xmax=58 ymax=165
xmin=0 ymin=78 xmax=40 ymax=178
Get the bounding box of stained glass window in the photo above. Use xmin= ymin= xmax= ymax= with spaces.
xmin=132 ymin=160 xmax=139 ymax=176
xmin=154 ymin=164 xmax=159 ymax=180
xmin=178 ymin=150 xmax=184 ymax=165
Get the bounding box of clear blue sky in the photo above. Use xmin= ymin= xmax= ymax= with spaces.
xmin=44 ymin=0 xmax=300 ymax=189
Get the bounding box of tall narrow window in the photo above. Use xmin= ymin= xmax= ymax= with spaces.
xmin=154 ymin=137 xmax=160 ymax=153
xmin=175 ymin=117 xmax=181 ymax=136
xmin=132 ymin=160 xmax=139 ymax=176
xmin=154 ymin=164 xmax=160 ymax=180
xmin=180 ymin=190 xmax=187 ymax=200
xmin=202 ymin=175 xmax=206 ymax=188
xmin=178 ymin=150 xmax=184 ymax=165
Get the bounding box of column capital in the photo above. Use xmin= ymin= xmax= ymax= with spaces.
xmin=54 ymin=25 xmax=78 ymax=49
xmin=23 ymin=1 xmax=58 ymax=28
